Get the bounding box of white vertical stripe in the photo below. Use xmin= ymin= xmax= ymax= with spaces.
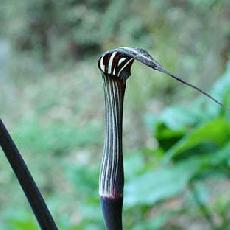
xmin=104 ymin=81 xmax=111 ymax=193
xmin=112 ymin=57 xmax=127 ymax=75
xmin=99 ymin=57 xmax=105 ymax=72
xmin=117 ymin=58 xmax=134 ymax=77
xmin=118 ymin=57 xmax=127 ymax=67
xmin=108 ymin=52 xmax=117 ymax=74
xmin=114 ymin=82 xmax=119 ymax=181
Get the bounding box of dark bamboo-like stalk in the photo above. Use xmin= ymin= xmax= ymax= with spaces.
xmin=99 ymin=76 xmax=126 ymax=230
xmin=0 ymin=119 xmax=57 ymax=230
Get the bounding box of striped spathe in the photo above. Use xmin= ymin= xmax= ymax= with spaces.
xmin=98 ymin=51 xmax=134 ymax=80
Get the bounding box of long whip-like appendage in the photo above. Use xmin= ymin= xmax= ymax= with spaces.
xmin=0 ymin=119 xmax=58 ymax=230
xmin=156 ymin=66 xmax=223 ymax=106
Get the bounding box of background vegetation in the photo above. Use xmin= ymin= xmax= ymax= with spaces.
xmin=0 ymin=0 xmax=229 ymax=229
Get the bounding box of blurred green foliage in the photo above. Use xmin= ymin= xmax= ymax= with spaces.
xmin=0 ymin=0 xmax=229 ymax=229
xmin=123 ymin=63 xmax=230 ymax=229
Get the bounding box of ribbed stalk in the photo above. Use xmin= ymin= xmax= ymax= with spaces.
xmin=99 ymin=75 xmax=126 ymax=230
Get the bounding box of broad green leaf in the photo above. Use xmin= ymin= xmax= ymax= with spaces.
xmin=125 ymin=161 xmax=199 ymax=207
xmin=170 ymin=143 xmax=230 ymax=180
xmin=164 ymin=118 xmax=230 ymax=161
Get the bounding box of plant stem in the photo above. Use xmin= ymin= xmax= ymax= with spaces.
xmin=99 ymin=76 xmax=126 ymax=230
xmin=0 ymin=119 xmax=57 ymax=230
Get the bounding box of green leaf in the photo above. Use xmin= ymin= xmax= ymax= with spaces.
xmin=209 ymin=142 xmax=230 ymax=166
xmin=166 ymin=143 xmax=230 ymax=181
xmin=155 ymin=122 xmax=185 ymax=151
xmin=164 ymin=118 xmax=230 ymax=162
xmin=125 ymin=161 xmax=199 ymax=207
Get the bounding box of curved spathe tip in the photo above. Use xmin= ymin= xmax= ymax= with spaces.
xmin=98 ymin=47 xmax=223 ymax=107
xmin=98 ymin=47 xmax=162 ymax=74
